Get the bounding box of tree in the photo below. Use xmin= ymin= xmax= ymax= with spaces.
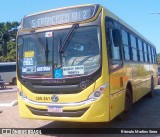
xmin=0 ymin=21 xmax=20 ymax=62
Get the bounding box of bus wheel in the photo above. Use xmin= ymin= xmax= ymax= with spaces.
xmin=118 ymin=88 xmax=132 ymax=120
xmin=148 ymin=78 xmax=154 ymax=98
xmin=12 ymin=78 xmax=17 ymax=85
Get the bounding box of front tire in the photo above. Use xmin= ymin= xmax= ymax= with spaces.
xmin=118 ymin=88 xmax=132 ymax=120
xmin=12 ymin=78 xmax=17 ymax=85
xmin=148 ymin=78 xmax=154 ymax=98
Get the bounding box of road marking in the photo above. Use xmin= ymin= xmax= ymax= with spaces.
xmin=0 ymin=100 xmax=18 ymax=107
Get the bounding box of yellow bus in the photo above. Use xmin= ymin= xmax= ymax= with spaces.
xmin=17 ymin=4 xmax=158 ymax=122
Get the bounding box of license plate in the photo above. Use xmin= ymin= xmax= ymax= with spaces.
xmin=48 ymin=106 xmax=63 ymax=112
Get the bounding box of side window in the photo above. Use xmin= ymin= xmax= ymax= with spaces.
xmin=0 ymin=65 xmax=16 ymax=72
xmin=111 ymin=29 xmax=121 ymax=60
xmin=121 ymin=29 xmax=130 ymax=60
xmin=148 ymin=45 xmax=152 ymax=63
xmin=143 ymin=43 xmax=148 ymax=62
xmin=130 ymin=35 xmax=138 ymax=61
xmin=147 ymin=45 xmax=150 ymax=63
xmin=138 ymin=39 xmax=144 ymax=62
xmin=151 ymin=46 xmax=154 ymax=63
xmin=106 ymin=27 xmax=121 ymax=60
xmin=146 ymin=45 xmax=151 ymax=63
xmin=105 ymin=17 xmax=122 ymax=72
xmin=151 ymin=48 xmax=154 ymax=63
xmin=154 ymin=49 xmax=157 ymax=64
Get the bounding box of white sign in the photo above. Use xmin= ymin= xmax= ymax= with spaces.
xmin=63 ymin=65 xmax=84 ymax=76
xmin=45 ymin=32 xmax=52 ymax=37
xmin=23 ymin=58 xmax=34 ymax=66
xmin=36 ymin=66 xmax=51 ymax=72
xmin=22 ymin=66 xmax=36 ymax=73
xmin=23 ymin=6 xmax=96 ymax=29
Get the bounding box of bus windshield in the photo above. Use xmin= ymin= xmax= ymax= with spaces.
xmin=18 ymin=26 xmax=101 ymax=79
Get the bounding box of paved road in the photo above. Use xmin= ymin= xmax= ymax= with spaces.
xmin=0 ymin=85 xmax=17 ymax=93
xmin=1 ymin=85 xmax=160 ymax=137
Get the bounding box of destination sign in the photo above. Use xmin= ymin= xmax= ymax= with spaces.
xmin=23 ymin=5 xmax=99 ymax=29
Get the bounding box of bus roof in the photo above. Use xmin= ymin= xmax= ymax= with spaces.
xmin=24 ymin=4 xmax=98 ymax=18
xmin=22 ymin=4 xmax=99 ymax=29
xmin=103 ymin=6 xmax=156 ymax=48
xmin=21 ymin=4 xmax=155 ymax=48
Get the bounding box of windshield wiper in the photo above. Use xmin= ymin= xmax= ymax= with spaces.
xmin=58 ymin=24 xmax=79 ymax=67
xmin=30 ymin=30 xmax=46 ymax=50
xmin=45 ymin=38 xmax=49 ymax=65
xmin=30 ymin=31 xmax=49 ymax=65
xmin=59 ymin=24 xmax=79 ymax=53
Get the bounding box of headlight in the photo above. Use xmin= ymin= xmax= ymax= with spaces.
xmin=19 ymin=91 xmax=27 ymax=99
xmin=88 ymin=83 xmax=108 ymax=100
xmin=18 ymin=88 xmax=27 ymax=99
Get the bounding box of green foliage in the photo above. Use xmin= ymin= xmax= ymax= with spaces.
xmin=0 ymin=21 xmax=19 ymax=62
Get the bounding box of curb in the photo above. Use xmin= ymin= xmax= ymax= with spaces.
xmin=0 ymin=100 xmax=18 ymax=107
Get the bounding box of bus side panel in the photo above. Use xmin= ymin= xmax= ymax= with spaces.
xmin=135 ymin=63 xmax=146 ymax=101
xmin=109 ymin=89 xmax=125 ymax=120
xmin=140 ymin=64 xmax=151 ymax=98
xmin=86 ymin=95 xmax=110 ymax=122
xmin=132 ymin=62 xmax=142 ymax=102
xmin=0 ymin=63 xmax=16 ymax=83
xmin=109 ymin=68 xmax=126 ymax=120
xmin=153 ymin=64 xmax=158 ymax=87
xmin=150 ymin=63 xmax=158 ymax=88
xmin=1 ymin=72 xmax=15 ymax=83
xmin=103 ymin=8 xmax=127 ymax=120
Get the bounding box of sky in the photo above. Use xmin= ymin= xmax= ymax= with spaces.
xmin=0 ymin=0 xmax=160 ymax=53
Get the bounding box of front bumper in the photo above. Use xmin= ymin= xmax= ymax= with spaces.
xmin=18 ymin=95 xmax=110 ymax=122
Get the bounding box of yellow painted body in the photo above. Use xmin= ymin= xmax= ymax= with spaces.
xmin=18 ymin=5 xmax=158 ymax=122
